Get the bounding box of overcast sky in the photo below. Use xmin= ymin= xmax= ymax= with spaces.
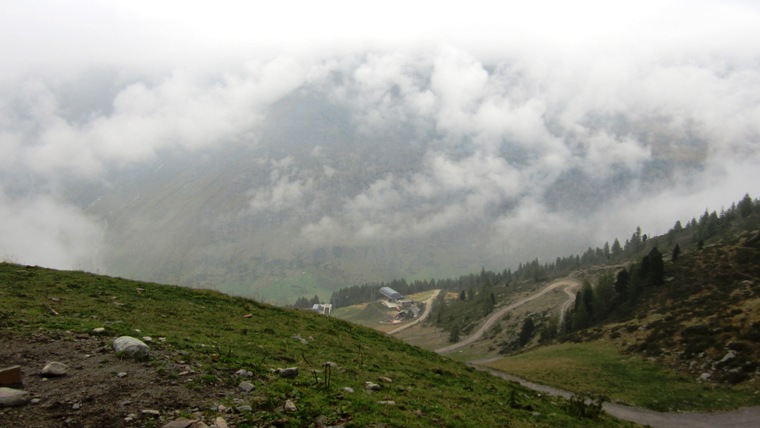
xmin=2 ymin=0 xmax=760 ymax=273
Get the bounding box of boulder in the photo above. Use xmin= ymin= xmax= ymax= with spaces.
xmin=113 ymin=336 xmax=150 ymax=359
xmin=41 ymin=362 xmax=69 ymax=377
xmin=277 ymin=367 xmax=298 ymax=379
xmin=238 ymin=381 xmax=254 ymax=392
xmin=0 ymin=387 xmax=30 ymax=407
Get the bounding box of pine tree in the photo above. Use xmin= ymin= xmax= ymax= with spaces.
xmin=672 ymin=244 xmax=681 ymax=261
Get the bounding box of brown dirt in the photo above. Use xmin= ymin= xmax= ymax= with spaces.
xmin=0 ymin=331 xmax=244 ymax=428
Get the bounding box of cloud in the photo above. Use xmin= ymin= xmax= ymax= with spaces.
xmin=2 ymin=0 xmax=760 ymax=278
xmin=248 ymin=157 xmax=315 ymax=213
xmin=0 ymin=189 xmax=103 ymax=269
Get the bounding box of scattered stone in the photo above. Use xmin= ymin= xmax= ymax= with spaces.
xmin=30 ymin=398 xmax=41 ymax=404
xmin=117 ymin=372 xmax=128 ymax=378
xmin=72 ymin=403 xmax=81 ymax=410
xmin=125 ymin=413 xmax=137 ymax=423
xmin=378 ymin=376 xmax=393 ymax=383
xmin=235 ymin=369 xmax=252 ymax=377
xmin=113 ymin=336 xmax=150 ymax=359
xmin=142 ymin=336 xmax=153 ymax=343
xmin=92 ymin=327 xmax=106 ymax=334
xmin=378 ymin=400 xmax=396 ymax=405
xmin=284 ymin=399 xmax=297 ymax=412
xmin=278 ymin=367 xmax=298 ymax=378
xmin=242 ymin=314 xmax=253 ymax=318
xmin=699 ymin=372 xmax=712 ymax=382
xmin=291 ymin=334 xmax=308 ymax=345
xmin=162 ymin=418 xmax=199 ymax=428
xmin=364 ymin=381 xmax=381 ymax=391
xmin=0 ymin=387 xmax=30 ymax=407
xmin=41 ymin=362 xmax=69 ymax=377
xmin=142 ymin=409 xmax=161 ymax=417
xmin=214 ymin=416 xmax=229 ymax=428
xmin=717 ymin=351 xmax=736 ymax=366
xmin=191 ymin=422 xmax=209 ymax=428
xmin=0 ymin=366 xmax=23 ymax=387
xmin=236 ymin=405 xmax=253 ymax=412
xmin=238 ymin=381 xmax=255 ymax=392
xmin=342 ymin=387 xmax=354 ymax=393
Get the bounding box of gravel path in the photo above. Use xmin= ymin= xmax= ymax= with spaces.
xmin=475 ymin=365 xmax=760 ymax=427
xmin=435 ymin=279 xmax=581 ymax=353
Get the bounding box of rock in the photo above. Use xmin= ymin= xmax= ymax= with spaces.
xmin=142 ymin=336 xmax=153 ymax=342
xmin=142 ymin=409 xmax=161 ymax=417
xmin=378 ymin=376 xmax=393 ymax=383
xmin=291 ymin=334 xmax=308 ymax=345
xmin=0 ymin=387 xmax=30 ymax=407
xmin=278 ymin=367 xmax=298 ymax=378
xmin=378 ymin=400 xmax=396 ymax=405
xmin=214 ymin=416 xmax=229 ymax=428
xmin=0 ymin=366 xmax=23 ymax=387
xmin=342 ymin=387 xmax=354 ymax=393
xmin=191 ymin=422 xmax=209 ymax=428
xmin=236 ymin=405 xmax=252 ymax=412
xmin=364 ymin=381 xmax=381 ymax=391
xmin=162 ymin=418 xmax=199 ymax=428
xmin=717 ymin=351 xmax=737 ymax=365
xmin=92 ymin=327 xmax=106 ymax=334
xmin=284 ymin=399 xmax=297 ymax=412
xmin=699 ymin=372 xmax=712 ymax=382
xmin=117 ymin=372 xmax=128 ymax=378
xmin=41 ymin=362 xmax=69 ymax=377
xmin=238 ymin=381 xmax=254 ymax=392
xmin=72 ymin=403 xmax=81 ymax=410
xmin=235 ymin=369 xmax=252 ymax=377
xmin=113 ymin=336 xmax=150 ymax=359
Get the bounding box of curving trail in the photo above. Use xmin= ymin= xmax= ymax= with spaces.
xmin=435 ymin=278 xmax=581 ymax=354
xmin=386 ymin=289 xmax=441 ymax=335
xmin=558 ymin=283 xmax=579 ymax=328
xmin=473 ymin=365 xmax=760 ymax=428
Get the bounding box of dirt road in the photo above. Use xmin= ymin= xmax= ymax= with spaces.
xmin=475 ymin=365 xmax=760 ymax=428
xmin=435 ymin=278 xmax=581 ymax=353
xmin=386 ymin=289 xmax=440 ymax=335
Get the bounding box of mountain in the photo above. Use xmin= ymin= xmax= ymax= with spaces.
xmin=0 ymin=262 xmax=627 ymax=427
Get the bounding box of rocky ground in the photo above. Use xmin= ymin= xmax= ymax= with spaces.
xmin=0 ymin=331 xmax=272 ymax=428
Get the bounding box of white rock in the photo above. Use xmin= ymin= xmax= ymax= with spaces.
xmin=0 ymin=387 xmax=30 ymax=407
xmin=113 ymin=336 xmax=150 ymax=359
xmin=238 ymin=381 xmax=254 ymax=392
xmin=284 ymin=399 xmax=297 ymax=412
xmin=41 ymin=362 xmax=69 ymax=377
xmin=92 ymin=327 xmax=106 ymax=334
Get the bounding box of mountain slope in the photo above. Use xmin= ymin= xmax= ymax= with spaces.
xmin=0 ymin=262 xmax=630 ymax=427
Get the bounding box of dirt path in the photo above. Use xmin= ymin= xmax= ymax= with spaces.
xmin=435 ymin=279 xmax=581 ymax=354
xmin=473 ymin=365 xmax=760 ymax=428
xmin=558 ymin=283 xmax=579 ymax=328
xmin=386 ymin=290 xmax=440 ymax=335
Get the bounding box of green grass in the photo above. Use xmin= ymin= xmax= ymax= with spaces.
xmin=0 ymin=262 xmax=631 ymax=427
xmin=488 ymin=341 xmax=759 ymax=412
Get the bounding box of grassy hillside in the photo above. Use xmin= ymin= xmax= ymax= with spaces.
xmin=483 ymin=225 xmax=760 ymax=412
xmin=0 ymin=263 xmax=630 ymax=427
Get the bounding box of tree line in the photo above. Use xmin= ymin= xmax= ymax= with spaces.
xmin=298 ymin=194 xmax=758 ymax=311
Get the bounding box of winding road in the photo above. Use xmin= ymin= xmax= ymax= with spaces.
xmin=476 ymin=366 xmax=760 ymax=428
xmin=435 ymin=278 xmax=581 ymax=354
xmin=426 ymin=276 xmax=760 ymax=427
